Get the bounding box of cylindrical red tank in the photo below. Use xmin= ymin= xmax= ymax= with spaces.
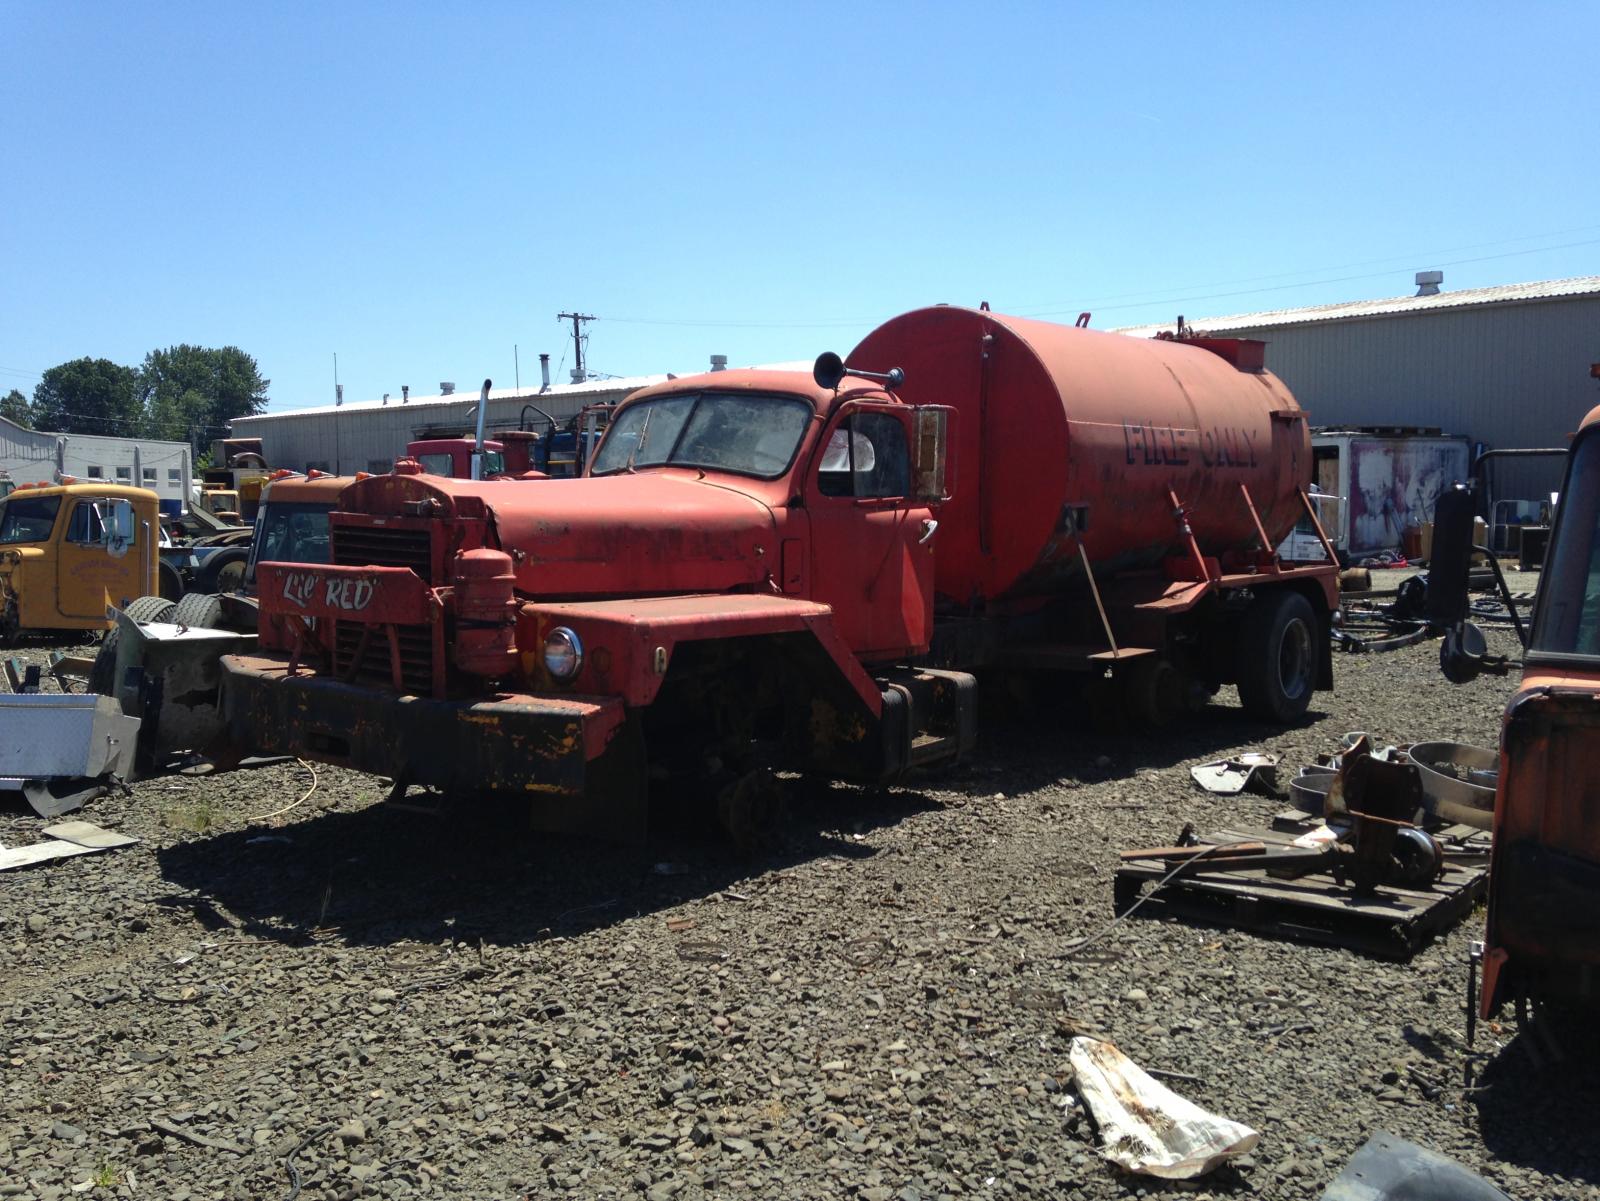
xmin=849 ymin=307 xmax=1310 ymax=604
xmin=452 ymin=548 xmax=519 ymax=676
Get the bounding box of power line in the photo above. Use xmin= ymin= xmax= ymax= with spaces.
xmin=592 ymin=227 xmax=1600 ymax=331
xmin=1018 ymin=237 xmax=1600 ymax=320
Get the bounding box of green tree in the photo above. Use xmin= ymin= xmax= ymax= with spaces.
xmin=31 ymin=358 xmax=143 ymax=435
xmin=140 ymin=345 xmax=270 ymax=454
xmin=0 ymin=388 xmax=30 ymax=427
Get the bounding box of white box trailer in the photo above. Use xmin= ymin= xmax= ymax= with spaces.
xmin=1310 ymin=430 xmax=1471 ymax=559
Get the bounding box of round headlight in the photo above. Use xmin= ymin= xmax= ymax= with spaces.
xmin=543 ymin=627 xmax=584 ymax=680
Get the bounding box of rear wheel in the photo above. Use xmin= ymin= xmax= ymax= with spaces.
xmin=171 ymin=592 xmax=225 ymax=630
xmin=1236 ymin=590 xmax=1318 ymax=724
xmin=123 ymin=595 xmax=177 ymax=623
xmin=90 ymin=595 xmax=177 ymax=696
xmin=158 ymin=562 xmax=185 ymax=602
xmin=198 ymin=549 xmax=249 ymax=594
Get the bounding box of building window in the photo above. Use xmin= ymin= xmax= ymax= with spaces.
xmin=115 ymin=465 xmax=132 ymax=481
xmin=142 ymin=467 xmax=157 ymax=483
xmin=168 ymin=468 xmax=181 ymax=484
xmin=87 ymin=465 xmax=104 ymax=479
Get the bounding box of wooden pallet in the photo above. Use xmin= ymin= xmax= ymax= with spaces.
xmin=1114 ymin=823 xmax=1489 ymax=960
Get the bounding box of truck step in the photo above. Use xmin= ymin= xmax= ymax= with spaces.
xmin=909 ymin=731 xmax=963 ymax=768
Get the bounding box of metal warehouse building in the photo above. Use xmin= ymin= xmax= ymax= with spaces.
xmin=228 ymin=375 xmax=668 ymax=476
xmin=1117 ymin=274 xmax=1600 ymax=502
xmin=0 ymin=417 xmax=194 ymax=515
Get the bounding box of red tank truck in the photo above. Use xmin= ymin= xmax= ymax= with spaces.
xmin=220 ymin=307 xmax=1338 ymax=836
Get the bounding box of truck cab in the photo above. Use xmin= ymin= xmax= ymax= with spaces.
xmin=1477 ymin=403 xmax=1600 ymax=1016
xmin=0 ymin=483 xmax=160 ymax=643
xmin=405 ymin=437 xmax=508 ymax=480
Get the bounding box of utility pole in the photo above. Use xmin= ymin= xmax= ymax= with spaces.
xmin=556 ymin=311 xmax=595 ymax=383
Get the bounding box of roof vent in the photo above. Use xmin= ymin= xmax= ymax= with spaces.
xmin=382 ymin=393 xmax=390 ymax=406
xmin=402 ymin=385 xmax=410 ymax=403
xmin=440 ymin=381 xmax=456 ymax=395
xmin=1415 ymin=270 xmax=1443 ymax=297
xmin=710 ymin=354 xmax=728 ymax=372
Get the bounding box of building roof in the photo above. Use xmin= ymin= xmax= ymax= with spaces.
xmin=238 ymin=374 xmax=670 ymax=424
xmin=1112 ymin=274 xmax=1600 ymax=338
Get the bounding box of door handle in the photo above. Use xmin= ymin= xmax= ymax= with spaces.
xmin=918 ymin=518 xmax=939 ymax=546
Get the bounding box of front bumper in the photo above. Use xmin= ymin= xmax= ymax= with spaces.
xmin=220 ymin=653 xmax=626 ymax=796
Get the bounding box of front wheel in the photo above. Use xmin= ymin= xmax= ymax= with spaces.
xmin=1235 ymin=590 xmax=1318 ymax=724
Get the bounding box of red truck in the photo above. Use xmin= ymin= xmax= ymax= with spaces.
xmin=222 ymin=307 xmax=1337 ymax=836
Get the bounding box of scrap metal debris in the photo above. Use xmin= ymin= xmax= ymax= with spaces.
xmin=0 ymin=821 xmax=138 ymax=872
xmin=1068 ymin=1035 xmax=1258 ymax=1179
xmin=1320 ymin=1130 xmax=1511 ymax=1201
xmin=1190 ymin=753 xmax=1279 ymax=796
xmin=0 ymin=693 xmax=140 ymax=816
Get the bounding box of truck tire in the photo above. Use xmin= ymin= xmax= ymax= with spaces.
xmin=198 ymin=548 xmax=249 ymax=594
xmin=158 ymin=561 xmax=185 ymax=602
xmin=124 ymin=595 xmax=178 ymax=624
xmin=171 ymin=592 xmax=225 ymax=630
xmin=1236 ymin=590 xmax=1318 ymax=724
xmin=90 ymin=595 xmax=178 ymax=696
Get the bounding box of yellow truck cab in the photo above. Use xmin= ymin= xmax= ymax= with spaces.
xmin=0 ymin=482 xmax=160 ymax=643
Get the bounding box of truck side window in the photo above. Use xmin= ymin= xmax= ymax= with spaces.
xmin=818 ymin=413 xmax=910 ymax=499
xmin=65 ymin=501 xmax=106 ymax=544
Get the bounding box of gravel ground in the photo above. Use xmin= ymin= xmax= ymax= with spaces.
xmin=2 ymin=569 xmax=1595 ymax=1201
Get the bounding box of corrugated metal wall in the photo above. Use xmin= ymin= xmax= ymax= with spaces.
xmin=1233 ymin=294 xmax=1600 ymax=502
xmin=230 ymin=383 xmax=646 ymax=474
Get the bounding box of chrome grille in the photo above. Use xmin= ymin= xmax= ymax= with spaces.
xmin=333 ymin=524 xmax=432 ymax=577
xmin=335 ymin=621 xmax=433 ymax=695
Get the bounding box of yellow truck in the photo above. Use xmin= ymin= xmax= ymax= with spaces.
xmin=0 ymin=482 xmax=164 ymax=644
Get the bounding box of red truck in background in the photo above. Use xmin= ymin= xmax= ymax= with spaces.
xmin=221 ymin=307 xmax=1338 ymax=837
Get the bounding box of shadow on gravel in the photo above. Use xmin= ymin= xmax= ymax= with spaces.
xmin=1473 ymin=1019 xmax=1600 ymax=1187
xmin=930 ymin=697 xmax=1332 ymax=801
xmin=155 ymin=779 xmax=942 ymax=950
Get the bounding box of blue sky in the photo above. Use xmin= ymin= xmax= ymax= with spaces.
xmin=3 ymin=1 xmax=1597 ymax=415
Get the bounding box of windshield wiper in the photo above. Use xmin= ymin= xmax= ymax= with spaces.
xmin=625 ymin=406 xmax=657 ymax=474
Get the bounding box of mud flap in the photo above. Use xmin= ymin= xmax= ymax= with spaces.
xmin=527 ymin=716 xmax=649 ymax=845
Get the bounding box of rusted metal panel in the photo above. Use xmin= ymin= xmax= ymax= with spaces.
xmin=517 ymin=593 xmax=884 ymax=717
xmin=220 ymin=652 xmax=626 ymax=793
xmin=256 ymin=563 xmax=435 ymax=626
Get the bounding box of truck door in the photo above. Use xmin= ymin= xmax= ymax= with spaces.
xmin=56 ymin=497 xmax=140 ymax=619
xmin=804 ymin=403 xmax=936 ymax=660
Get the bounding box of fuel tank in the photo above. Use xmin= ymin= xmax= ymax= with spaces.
xmin=849 ymin=307 xmax=1311 ymax=605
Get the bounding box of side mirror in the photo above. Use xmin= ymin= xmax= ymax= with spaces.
xmin=101 ymin=499 xmax=136 ymax=552
xmin=912 ymin=406 xmax=954 ymax=503
xmin=1424 ymin=484 xmax=1475 ymax=628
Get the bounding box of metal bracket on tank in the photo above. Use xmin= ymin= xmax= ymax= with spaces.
xmin=1057 ymin=504 xmax=1090 ymax=536
xmin=1168 ymin=489 xmax=1216 ymax=582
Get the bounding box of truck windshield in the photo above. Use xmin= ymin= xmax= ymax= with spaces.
xmin=250 ymin=502 xmax=332 ymax=575
xmin=0 ymin=496 xmax=61 ymax=544
xmin=590 ymin=392 xmax=812 ymax=479
xmin=1532 ymin=433 xmax=1600 ymax=657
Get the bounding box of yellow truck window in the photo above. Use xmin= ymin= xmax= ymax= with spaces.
xmin=0 ymin=496 xmax=61 ymax=544
xmin=65 ymin=501 xmax=107 ymax=544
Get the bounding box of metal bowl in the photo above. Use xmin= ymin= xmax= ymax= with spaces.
xmin=1404 ymin=741 xmax=1496 ymax=830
